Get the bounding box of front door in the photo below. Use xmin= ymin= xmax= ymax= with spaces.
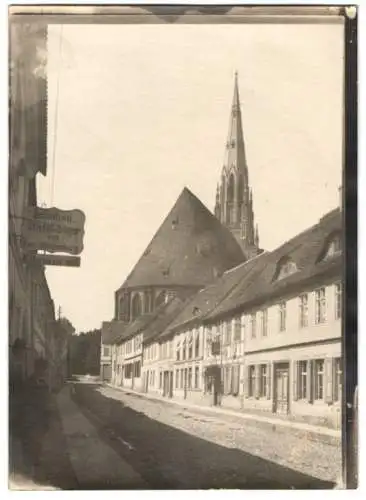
xmin=274 ymin=362 xmax=290 ymax=414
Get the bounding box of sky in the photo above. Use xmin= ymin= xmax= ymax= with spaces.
xmin=38 ymin=21 xmax=344 ymax=333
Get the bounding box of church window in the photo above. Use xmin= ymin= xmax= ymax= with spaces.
xmin=227 ymin=174 xmax=235 ymax=203
xmin=131 ymin=294 xmax=142 ymax=320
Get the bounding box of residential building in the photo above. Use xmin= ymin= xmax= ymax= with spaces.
xmin=9 ymin=20 xmax=50 ymax=384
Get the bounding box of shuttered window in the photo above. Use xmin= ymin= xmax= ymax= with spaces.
xmin=315 ymin=288 xmax=326 ymax=324
xmin=248 ymin=365 xmax=255 ymax=397
xmin=259 ymin=364 xmax=267 ymax=397
xmin=231 ymin=364 xmax=240 ymax=396
xmin=314 ymin=359 xmax=324 ymax=400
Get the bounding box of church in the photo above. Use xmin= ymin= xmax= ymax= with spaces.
xmin=101 ymin=74 xmax=342 ymax=430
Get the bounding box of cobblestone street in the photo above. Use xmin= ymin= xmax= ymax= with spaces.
xmin=71 ymin=381 xmax=341 ymax=489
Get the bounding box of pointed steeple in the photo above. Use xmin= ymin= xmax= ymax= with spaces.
xmin=214 ymin=72 xmax=261 ymax=259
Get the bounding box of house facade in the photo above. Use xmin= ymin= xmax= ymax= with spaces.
xmin=9 ymin=20 xmax=52 ymax=385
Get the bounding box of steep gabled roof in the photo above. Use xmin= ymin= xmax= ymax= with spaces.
xmin=206 ymin=208 xmax=342 ymax=321
xmin=118 ymin=187 xmax=245 ymax=290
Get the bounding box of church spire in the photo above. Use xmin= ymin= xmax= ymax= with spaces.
xmin=214 ymin=72 xmax=261 ymax=259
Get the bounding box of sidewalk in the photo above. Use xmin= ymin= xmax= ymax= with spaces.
xmin=105 ymin=383 xmax=341 ymax=444
xmin=57 ymin=385 xmax=146 ymax=488
xmin=9 ymin=383 xmax=146 ymax=490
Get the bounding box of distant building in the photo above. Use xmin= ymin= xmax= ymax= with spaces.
xmin=102 ymin=185 xmax=246 ymax=383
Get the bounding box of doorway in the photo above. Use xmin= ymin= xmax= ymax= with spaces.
xmin=273 ymin=362 xmax=290 ymax=414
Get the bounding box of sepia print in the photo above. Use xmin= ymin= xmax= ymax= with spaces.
xmin=8 ymin=4 xmax=357 ymax=491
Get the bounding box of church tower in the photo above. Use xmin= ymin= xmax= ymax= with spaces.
xmin=214 ymin=72 xmax=261 ymax=259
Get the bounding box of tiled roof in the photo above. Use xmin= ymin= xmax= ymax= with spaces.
xmin=101 ymin=320 xmax=127 ymax=345
xmin=205 ymin=208 xmax=342 ymax=321
xmin=162 ymin=253 xmax=266 ymax=335
xmin=118 ymin=187 xmax=245 ymax=290
xmin=114 ymin=312 xmax=158 ymax=345
xmin=144 ymin=296 xmax=192 ymax=344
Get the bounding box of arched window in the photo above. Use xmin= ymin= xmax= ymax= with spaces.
xmin=227 ymin=173 xmax=235 ymax=203
xmin=274 ymin=256 xmax=298 ymax=281
xmin=321 ymin=232 xmax=342 ymax=260
xmin=238 ymin=174 xmax=244 ymax=200
xmin=131 ymin=294 xmax=142 ymax=320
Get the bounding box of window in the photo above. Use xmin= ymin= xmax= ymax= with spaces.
xmin=279 ymin=302 xmax=286 ymax=332
xmin=180 ymin=368 xmax=184 ymax=389
xmin=315 ymin=288 xmax=326 ymax=324
xmin=159 ymin=371 xmax=162 ymax=389
xmin=195 ymin=332 xmax=200 ymax=358
xmin=175 ymin=369 xmax=179 ymax=389
xmin=314 ymin=359 xmax=324 ymax=400
xmin=131 ymin=293 xmax=142 ymax=320
xmin=224 ymin=320 xmax=232 ymax=345
xmin=322 ymin=233 xmax=341 ymax=260
xmin=234 ymin=317 xmax=241 ymax=342
xmin=259 ymin=365 xmax=267 ymax=397
xmin=250 ymin=314 xmax=256 ymax=338
xmin=299 ymin=294 xmax=309 ymax=328
xmin=182 ymin=340 xmax=186 ymax=360
xmin=223 ymin=366 xmax=232 ymax=395
xmin=176 ymin=342 xmax=180 ymax=361
xmin=188 ymin=367 xmax=192 ymax=389
xmin=333 ymin=357 xmax=342 ymax=402
xmin=188 ymin=337 xmax=193 ymax=359
xmin=298 ymin=361 xmax=307 ymax=399
xmin=260 ymin=310 xmax=268 ymax=337
xmin=248 ymin=366 xmax=256 ymax=397
xmin=275 ymin=257 xmax=298 ymax=281
xmin=134 ymin=361 xmax=141 ymax=378
xmin=103 ymin=346 xmax=110 ymax=357
xmin=194 ymin=366 xmax=200 ymax=389
xmin=335 ymin=283 xmax=342 ymax=320
xmin=231 ymin=365 xmax=240 ymax=396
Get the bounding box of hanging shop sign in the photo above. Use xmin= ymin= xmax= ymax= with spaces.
xmin=23 ymin=207 xmax=85 ymax=255
xmin=35 ymin=254 xmax=81 ymax=267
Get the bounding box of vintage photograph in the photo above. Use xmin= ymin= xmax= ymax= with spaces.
xmin=8 ymin=4 xmax=356 ymax=491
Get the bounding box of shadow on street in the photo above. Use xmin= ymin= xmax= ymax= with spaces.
xmin=72 ymin=382 xmax=336 ymax=490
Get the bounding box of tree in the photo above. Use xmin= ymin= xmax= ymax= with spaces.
xmin=69 ymin=329 xmax=101 ymax=376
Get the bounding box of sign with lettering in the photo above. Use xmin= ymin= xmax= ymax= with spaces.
xmin=23 ymin=207 xmax=85 ymax=255
xmin=35 ymin=254 xmax=81 ymax=267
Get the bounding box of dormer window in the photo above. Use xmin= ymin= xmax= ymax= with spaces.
xmin=321 ymin=232 xmax=342 ymax=261
xmin=274 ymin=257 xmax=298 ymax=281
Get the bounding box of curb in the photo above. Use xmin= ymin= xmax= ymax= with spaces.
xmin=102 ymin=382 xmax=341 ymax=446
